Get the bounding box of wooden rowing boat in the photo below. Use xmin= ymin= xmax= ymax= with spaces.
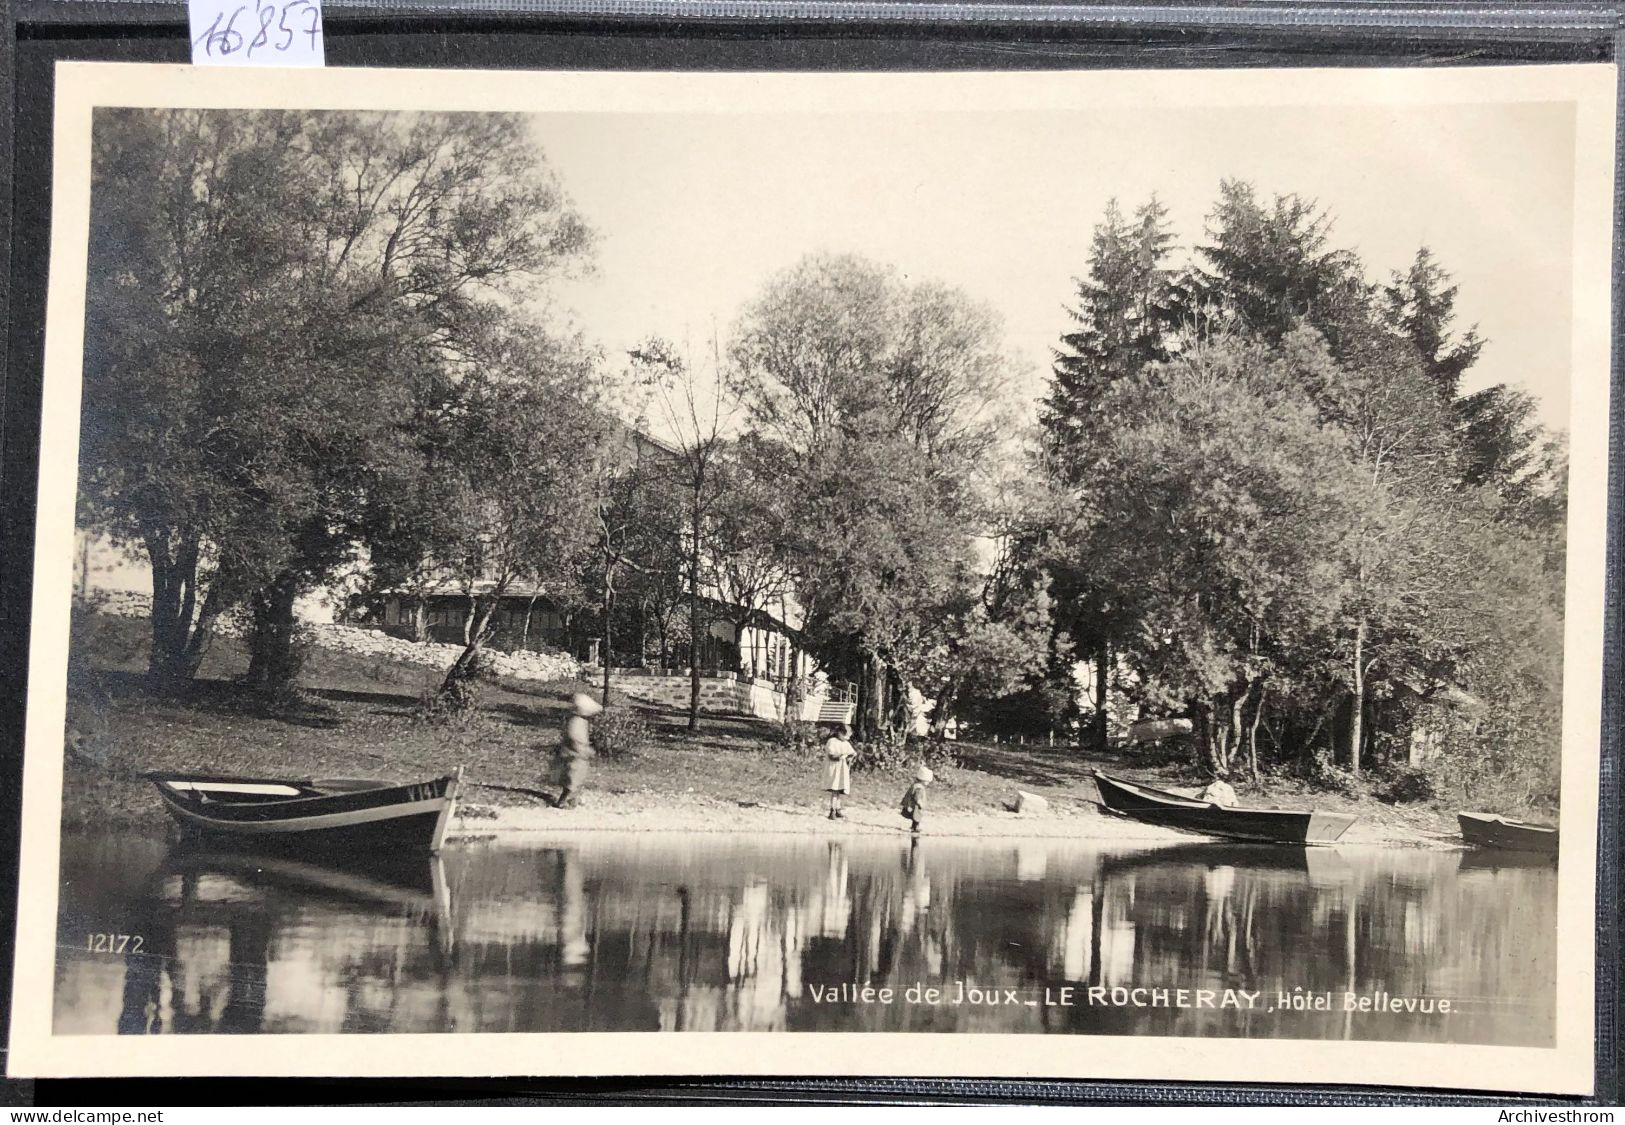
xmin=146 ymin=769 xmax=463 ymax=854
xmin=1456 ymin=811 xmax=1558 ymax=855
xmin=1092 ymin=771 xmax=1356 ymax=845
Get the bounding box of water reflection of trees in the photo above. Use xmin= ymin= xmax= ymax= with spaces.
xmin=57 ymin=836 xmax=1552 ymax=1045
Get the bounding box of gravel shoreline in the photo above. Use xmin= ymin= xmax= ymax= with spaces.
xmin=447 ymin=790 xmax=1462 ymax=849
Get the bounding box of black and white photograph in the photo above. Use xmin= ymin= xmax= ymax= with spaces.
xmin=8 ymin=61 xmax=1614 ymax=1091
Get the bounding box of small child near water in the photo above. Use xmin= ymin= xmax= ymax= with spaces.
xmin=900 ymin=766 xmax=933 ymax=835
xmin=823 ymin=723 xmax=856 ymax=820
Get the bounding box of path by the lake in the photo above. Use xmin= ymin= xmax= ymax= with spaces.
xmin=450 ymin=791 xmax=1458 ymax=848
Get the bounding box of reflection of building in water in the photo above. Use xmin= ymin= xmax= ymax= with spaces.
xmin=1059 ymin=887 xmax=1094 ymax=983
xmin=819 ymin=842 xmax=851 ymax=938
xmin=1014 ymin=844 xmax=1047 ymax=883
xmin=1090 ymin=869 xmax=1137 ymax=988
xmin=559 ymin=851 xmax=590 ymax=969
xmin=899 ymin=842 xmax=932 ymax=936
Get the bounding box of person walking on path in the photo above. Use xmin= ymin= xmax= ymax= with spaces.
xmin=900 ymin=765 xmax=933 ymax=835
xmin=824 ymin=723 xmax=856 ymax=820
xmin=552 ymin=691 xmax=603 ymax=809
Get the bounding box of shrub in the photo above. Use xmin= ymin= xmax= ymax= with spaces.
xmin=1374 ymin=766 xmax=1437 ymax=805
xmin=417 ymin=676 xmax=483 ymax=727
xmin=775 ymin=720 xmax=827 ymax=760
xmin=919 ymin=738 xmax=960 ymax=771
xmin=852 ymin=732 xmax=911 ymax=773
xmin=1302 ymin=747 xmax=1357 ymax=795
xmin=593 ymin=704 xmax=654 ymax=759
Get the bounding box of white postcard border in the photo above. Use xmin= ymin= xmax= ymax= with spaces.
xmin=7 ymin=60 xmax=1614 ymax=1094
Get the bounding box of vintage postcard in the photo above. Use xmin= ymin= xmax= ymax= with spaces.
xmin=8 ymin=60 xmax=1614 ymax=1092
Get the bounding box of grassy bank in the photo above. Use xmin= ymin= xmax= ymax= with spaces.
xmin=63 ymin=614 xmax=1460 ymax=845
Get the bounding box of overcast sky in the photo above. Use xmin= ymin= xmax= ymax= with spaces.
xmin=532 ymin=100 xmax=1576 ymax=433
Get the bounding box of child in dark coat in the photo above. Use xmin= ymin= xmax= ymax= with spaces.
xmin=899 ymin=766 xmax=933 ymax=835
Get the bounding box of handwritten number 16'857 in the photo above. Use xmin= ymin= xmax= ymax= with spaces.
xmin=194 ymin=0 xmax=321 ymax=59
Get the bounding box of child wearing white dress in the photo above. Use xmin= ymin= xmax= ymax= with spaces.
xmin=823 ymin=723 xmax=856 ymax=820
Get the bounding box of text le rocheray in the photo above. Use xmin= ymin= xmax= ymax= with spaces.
xmin=807 ymin=982 xmax=1453 ymax=1014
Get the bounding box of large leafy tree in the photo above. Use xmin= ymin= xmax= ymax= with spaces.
xmin=426 ymin=340 xmax=603 ymax=690
xmin=80 ymin=108 xmax=591 ymax=690
xmin=730 ymin=253 xmax=1020 ymax=743
xmin=1054 ymin=332 xmax=1359 ymax=777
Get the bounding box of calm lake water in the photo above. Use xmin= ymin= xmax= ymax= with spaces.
xmin=55 ymin=831 xmax=1554 ymax=1044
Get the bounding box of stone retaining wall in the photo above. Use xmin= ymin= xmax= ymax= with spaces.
xmin=81 ymin=593 xmax=582 ymax=683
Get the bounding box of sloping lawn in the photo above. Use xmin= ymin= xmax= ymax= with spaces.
xmin=61 ymin=612 xmax=1455 ymax=838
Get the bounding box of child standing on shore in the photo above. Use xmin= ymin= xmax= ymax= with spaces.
xmin=900 ymin=766 xmax=933 ymax=835
xmin=823 ymin=723 xmax=856 ymax=820
xmin=551 ymin=692 xmax=602 ymax=809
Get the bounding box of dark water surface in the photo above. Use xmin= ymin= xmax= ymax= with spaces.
xmin=55 ymin=831 xmax=1554 ymax=1043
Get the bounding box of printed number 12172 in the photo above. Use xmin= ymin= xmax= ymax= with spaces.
xmin=85 ymin=933 xmax=145 ymax=954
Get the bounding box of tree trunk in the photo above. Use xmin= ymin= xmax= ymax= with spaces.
xmin=854 ymin=649 xmax=884 ymax=743
xmin=1301 ymin=712 xmax=1327 ymax=773
xmin=688 ymin=523 xmax=702 ymax=732
xmin=1349 ymin=617 xmax=1367 ymax=776
xmin=412 ymin=596 xmax=427 ymax=644
xmin=520 ymin=593 xmax=540 ymax=651
xmin=784 ymin=644 xmax=805 ymax=724
xmin=1247 ymin=679 xmax=1266 ymax=782
xmin=892 ymin=671 xmax=913 ymax=742
xmin=866 ymin=652 xmax=888 ymax=742
xmin=734 ymin=614 xmax=755 ymax=677
xmin=441 ymin=597 xmax=496 ymax=691
xmin=146 ymin=532 xmax=208 ymax=690
xmin=1193 ymin=702 xmax=1228 ymax=778
xmin=930 ymin=677 xmax=962 ymax=741
xmin=181 ymin=586 xmax=225 ymax=678
xmin=1091 ymin=641 xmax=1110 ymax=753
xmin=601 ymin=585 xmax=615 ymax=705
xmin=1227 ymin=688 xmax=1247 ymax=776
xmin=244 ymin=574 xmax=301 ymax=693
xmin=1190 ymin=704 xmax=1210 ymax=774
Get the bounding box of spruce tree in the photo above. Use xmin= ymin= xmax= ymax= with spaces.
xmin=1042 ymin=197 xmax=1175 ymax=750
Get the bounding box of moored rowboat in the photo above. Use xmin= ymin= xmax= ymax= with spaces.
xmin=1456 ymin=811 xmax=1558 ymax=855
xmin=1092 ymin=771 xmax=1356 ymax=845
xmin=146 ymin=769 xmax=463 ymax=854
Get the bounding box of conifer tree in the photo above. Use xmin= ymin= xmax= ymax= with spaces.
xmin=1041 ymin=197 xmax=1176 ymax=750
